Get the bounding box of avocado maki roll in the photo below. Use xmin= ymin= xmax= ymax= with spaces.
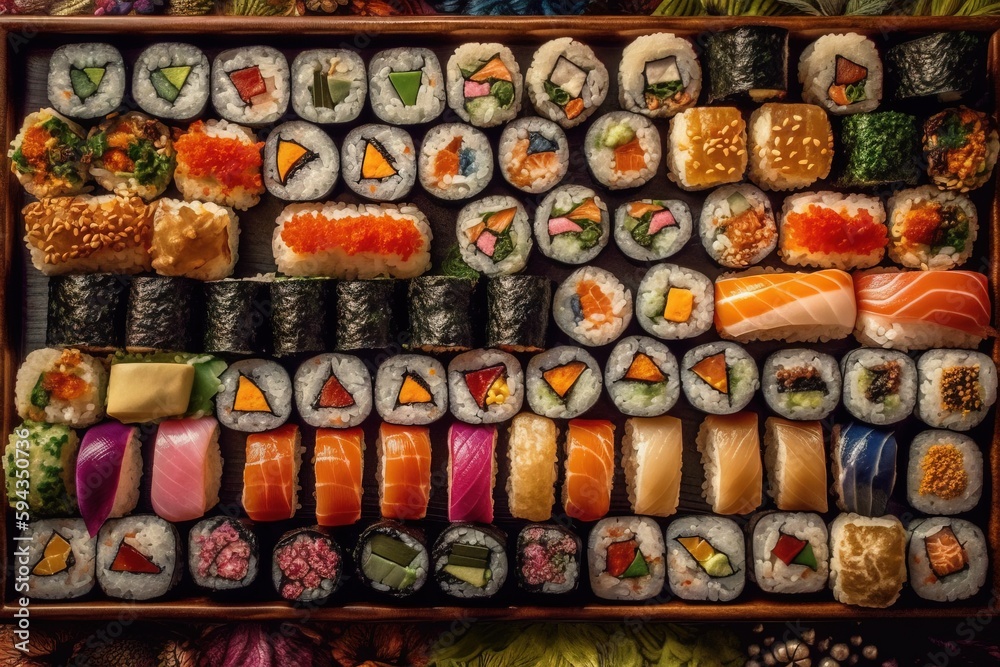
xmin=335 ymin=279 xmax=398 ymax=351
xmin=47 ymin=43 xmax=125 ymax=119
xmin=125 ymin=276 xmax=197 ymax=353
xmin=47 ymin=274 xmax=128 ymax=352
xmin=132 ymin=43 xmax=211 ymax=121
xmin=707 ymin=27 xmax=788 ymax=103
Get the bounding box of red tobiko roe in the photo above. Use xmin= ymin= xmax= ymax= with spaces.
xmin=786 ymin=204 xmax=887 ymax=254
xmin=281 ymin=212 xmax=425 ymax=260
xmin=176 ymin=121 xmax=263 ymax=192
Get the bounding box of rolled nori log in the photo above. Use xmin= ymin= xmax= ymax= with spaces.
xmin=46 ymin=274 xmax=128 ymax=352
xmin=407 ymin=276 xmax=475 ymax=352
xmin=707 ymin=27 xmax=788 ymax=103
xmin=335 ymin=280 xmax=396 ymax=351
xmin=125 ymin=276 xmax=196 ymax=352
xmin=271 ymin=277 xmax=332 ymax=356
xmin=487 ymin=275 xmax=551 ymax=352
xmin=837 ymin=111 xmax=921 ymax=188
xmin=887 ymin=32 xmax=983 ymax=101
xmin=203 ymin=278 xmax=268 ymax=355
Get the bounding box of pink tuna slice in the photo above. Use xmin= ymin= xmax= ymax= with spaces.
xmin=464 ymin=80 xmax=492 ymax=98
xmin=150 ymin=417 xmax=221 ymax=523
xmin=76 ymin=421 xmax=139 ymax=537
xmin=476 ymin=231 xmax=498 ymax=257
xmin=548 ymin=217 xmax=584 ymax=236
xmin=448 ymin=423 xmax=496 ymax=523
xmin=648 ymin=209 xmax=677 ymax=236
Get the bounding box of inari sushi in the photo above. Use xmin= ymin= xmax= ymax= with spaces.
xmin=355 ymin=520 xmax=428 ymax=598
xmin=761 ymin=349 xmax=841 ymax=421
xmin=798 ymin=33 xmax=882 ymax=115
xmin=15 ymin=348 xmax=107 ymax=429
xmin=506 ymin=413 xmax=559 ymax=522
xmin=562 ymin=419 xmax=615 ymax=522
xmin=517 ymin=524 xmax=582 ymax=595
xmin=526 ymin=38 xmax=608 ymax=128
xmin=916 ymin=349 xmax=997 ymax=431
xmin=76 ymin=422 xmax=142 ymax=537
xmin=682 ymin=342 xmax=759 ymax=415
xmin=272 ymin=527 xmax=342 ymax=604
xmin=907 ymin=430 xmax=983 ymax=516
xmin=588 ymin=516 xmax=666 ymax=601
xmin=525 ymin=346 xmax=603 ymax=419
xmin=830 ymin=422 xmax=897 ymax=517
xmin=377 ymin=423 xmax=432 ymax=521
xmin=552 ymin=267 xmax=633 ymax=347
xmin=829 ymin=513 xmax=906 ymax=608
xmin=448 ymin=423 xmax=498 ymax=524
xmin=666 ymin=516 xmax=745 ymax=602
xmin=841 ymin=348 xmax=917 ymax=425
xmin=446 ymin=43 xmax=522 ymax=127
xmin=189 ymin=516 xmax=259 ymax=593
xmin=751 ymin=512 xmax=830 ymax=594
xmin=747 ymin=103 xmax=833 ymax=191
xmin=368 ymin=48 xmax=446 ymax=125
xmin=622 ymin=416 xmax=682 ymax=517
xmin=314 ymin=428 xmax=365 ymax=527
xmin=763 ymin=418 xmax=828 ymax=513
xmin=700 ymin=185 xmax=777 ymax=268
xmin=241 ymin=424 xmax=301 ymax=522
xmin=667 ymin=106 xmax=747 ymax=191
xmin=618 ymin=33 xmax=700 ymax=118
xmin=696 ymin=412 xmax=762 ymax=515
xmin=605 ymin=337 xmax=680 ymax=417
xmin=21 ymin=518 xmax=96 ymax=600
xmin=216 ymin=360 xmax=293 ymax=433
xmin=151 ymin=199 xmax=240 ymax=282
xmin=149 ymin=417 xmax=222 ymax=524
xmin=96 ymin=515 xmax=182 ymax=601
xmin=585 ymin=112 xmax=661 ymax=190
xmin=433 ymin=523 xmax=508 ymax=599
xmin=908 ymin=517 xmax=987 ymax=602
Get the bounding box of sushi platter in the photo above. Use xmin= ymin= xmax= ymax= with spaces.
xmin=2 ymin=15 xmax=1000 ymax=622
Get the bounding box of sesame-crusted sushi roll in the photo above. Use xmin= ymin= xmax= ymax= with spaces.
xmin=585 ymin=112 xmax=661 ymax=190
xmin=174 ymin=119 xmax=264 ymax=211
xmin=526 ymin=38 xmax=608 ymax=128
xmin=263 ymin=121 xmax=339 ymax=202
xmin=748 ymin=103 xmax=833 ymax=192
xmin=667 ymin=106 xmax=747 ymax=191
xmin=294 ymin=353 xmax=372 ymax=429
xmin=682 ymin=342 xmax=759 ymax=415
xmin=635 ymin=263 xmax=713 ymax=340
xmin=908 ymin=517 xmax=987 ymax=603
xmin=700 ymin=184 xmax=777 ymax=268
xmin=497 ymin=117 xmax=569 ymax=194
xmin=291 ymin=49 xmax=366 ymax=125
xmin=887 ymin=186 xmax=978 ymax=270
xmin=798 ymin=33 xmax=882 ymax=115
xmin=272 ymin=527 xmax=342 ymax=604
xmin=446 ymin=43 xmax=522 ymax=127
xmin=534 ymin=185 xmax=609 ymax=265
xmin=433 ymin=523 xmax=508 ymax=599
xmin=589 ymin=516 xmax=666 ymax=601
xmin=517 ymin=523 xmax=582 ymax=595
xmin=374 ymin=355 xmax=448 ymax=425
xmin=448 ymin=349 xmax=524 ymax=424
xmin=750 ymin=512 xmax=829 ymax=594
xmin=456 ymin=196 xmax=532 ymax=276
xmin=618 ymin=33 xmax=700 ymax=118
xmin=355 ymin=520 xmax=429 ymax=598
xmin=614 ymin=199 xmax=692 ymax=262
xmin=212 ymin=46 xmax=289 ymax=126
xmin=666 ymin=515 xmax=745 ymax=601
xmin=552 ymin=266 xmax=633 ymax=347
xmin=916 ymin=349 xmax=997 ymax=431
xmin=188 ymin=516 xmax=259 ymax=593
xmin=762 ymin=349 xmax=841 ymax=421
xmin=418 ymin=123 xmax=493 ymax=201
xmin=368 ymin=48 xmax=446 ymax=125
xmin=47 ymin=43 xmax=125 ymax=119
xmin=779 ymin=192 xmax=887 ymax=270
xmin=841 ymin=348 xmax=917 ymax=426
xmin=215 ymin=359 xmax=293 ymax=433
xmin=923 ymin=107 xmax=998 ymax=192
xmin=133 ymin=43 xmax=211 ymax=121
xmin=86 ymin=112 xmax=175 ymax=201
xmin=525 ymin=346 xmax=602 ymax=419
xmin=605 ymin=336 xmax=680 ymax=417
xmin=9 ymin=108 xmax=89 ymax=198
xmin=341 ymin=124 xmax=416 ymax=202
xmin=906 ymin=430 xmax=983 ymax=515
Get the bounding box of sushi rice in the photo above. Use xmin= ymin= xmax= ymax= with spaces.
xmin=682 ymin=342 xmax=759 ymax=414
xmin=552 ymin=266 xmax=633 ymax=347
xmin=614 ymin=199 xmax=693 ymax=262
xmin=374 ymin=355 xmax=448 ymax=425
xmin=618 ymin=33 xmax=700 ymax=118
xmin=700 ymin=184 xmax=777 ymax=268
xmin=294 ymin=353 xmax=373 ymax=429
xmin=750 ymin=512 xmax=830 ymax=594
xmin=666 ymin=515 xmax=745 ymax=602
xmin=605 ymin=336 xmax=680 ymax=417
xmin=448 ymin=349 xmax=524 ymax=424
xmin=456 ymin=196 xmax=532 ymax=276
xmin=635 ymin=263 xmax=713 ymax=340
xmin=525 ymin=346 xmax=602 ymax=419
xmin=908 ymin=517 xmax=987 ymax=602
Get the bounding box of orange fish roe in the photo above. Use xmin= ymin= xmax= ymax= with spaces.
xmin=20 ymin=125 xmax=52 ymax=171
xmin=281 ymin=213 xmax=425 ymax=260
xmin=785 ymin=205 xmax=886 ymax=255
xmin=919 ymin=444 xmax=968 ymax=499
xmin=41 ymin=372 xmax=88 ymax=401
xmin=901 ymin=204 xmax=944 ymax=247
xmin=175 ymin=121 xmax=263 ymax=193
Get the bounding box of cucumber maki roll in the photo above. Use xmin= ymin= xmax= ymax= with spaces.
xmin=535 ymin=185 xmax=609 ymax=265
xmin=446 ymin=43 xmax=522 ymax=128
xmin=132 ymin=43 xmax=210 ymax=121
xmin=618 ymin=33 xmax=700 ymax=118
xmin=264 ymin=121 xmax=339 ymax=202
xmin=798 ymin=33 xmax=882 ymax=115
xmin=887 ymin=32 xmax=983 ymax=102
xmin=605 ymin=336 xmax=680 ymax=417
xmin=433 ymin=523 xmax=508 ymax=599
xmin=96 ymin=515 xmax=182 ymax=601
xmin=216 ymin=359 xmax=292 ymax=432
xmin=341 ymin=124 xmax=416 ymax=202
xmin=4 ymin=421 xmax=78 ymax=517
xmin=923 ymin=107 xmax=998 ymax=192
xmin=707 ymin=27 xmax=788 ymax=103
xmin=20 ymin=518 xmax=96 ymax=600
xmin=369 ymin=48 xmax=446 ymax=125
xmin=335 ymin=280 xmax=398 ymax=351
xmin=125 ymin=276 xmax=196 ymax=353
xmin=837 ymin=111 xmax=921 ymax=188
xmin=418 ymin=123 xmax=493 ymax=201
xmin=270 ymin=277 xmax=333 ymax=357
xmin=526 ymin=38 xmax=608 ymax=129
xmin=9 ymin=108 xmax=89 ymax=198
xmin=294 ymin=353 xmax=372 ymax=429
xmin=355 ymin=520 xmax=429 ymax=598
xmin=48 ymin=43 xmax=125 ymax=119
xmin=203 ymin=278 xmax=267 ymax=355
xmin=47 ymin=274 xmax=128 ymax=352
xmin=14 ymin=348 xmax=107 ymax=428
xmin=486 ymin=275 xmax=550 ymax=353
xmin=212 ymin=46 xmax=290 ymax=126
xmin=525 ymin=346 xmax=602 ymax=419
xmin=291 ymin=49 xmax=367 ymax=125
xmin=457 ymin=196 xmax=532 ymax=276
xmin=585 ymin=112 xmax=661 ymax=190
xmin=408 ymin=276 xmax=476 ymax=352
xmin=614 ymin=199 xmax=692 ymax=262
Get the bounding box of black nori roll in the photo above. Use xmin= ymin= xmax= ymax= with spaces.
xmin=335 ymin=280 xmax=396 ymax=351
xmin=707 ymin=27 xmax=788 ymax=103
xmin=354 ymin=520 xmax=429 ymax=598
xmin=270 ymin=278 xmax=332 ymax=357
xmin=838 ymin=111 xmax=921 ymax=188
xmin=204 ymin=279 xmax=267 ymax=355
xmin=125 ymin=276 xmax=196 ymax=352
xmin=47 ymin=274 xmax=128 ymax=352
xmin=486 ymin=275 xmax=551 ymax=353
xmin=888 ymin=32 xmax=983 ymax=101
xmin=407 ymin=276 xmax=475 ymax=353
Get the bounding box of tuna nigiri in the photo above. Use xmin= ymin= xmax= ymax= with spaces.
xmin=242 ymin=424 xmax=301 ymax=522
xmin=314 ymin=428 xmax=364 ymax=527
xmin=448 ymin=423 xmax=497 ymax=523
xmin=853 ymin=270 xmax=994 ymax=351
xmin=151 ymin=417 xmax=223 ymax=523
xmin=562 ymin=419 xmax=615 ymax=522
xmin=377 ymin=423 xmax=431 ymax=521
xmin=763 ymin=418 xmax=828 ymax=513
xmin=77 ymin=421 xmax=143 ymax=536
xmin=622 ymin=416 xmax=682 ymax=517
xmin=830 ymin=422 xmax=896 ymax=517
xmin=696 ymin=412 xmax=762 ymax=515
xmin=714 ymin=269 xmax=856 ymax=343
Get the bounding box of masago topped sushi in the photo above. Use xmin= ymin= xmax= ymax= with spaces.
xmin=779 ymin=192 xmax=887 ymax=271
xmin=906 ymin=430 xmax=983 ymax=515
xmin=9 ymin=108 xmax=89 ymax=199
xmin=174 ymin=119 xmax=264 ymax=211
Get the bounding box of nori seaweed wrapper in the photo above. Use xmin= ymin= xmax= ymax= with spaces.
xmin=888 ymin=32 xmax=983 ymax=101
xmin=125 ymin=276 xmax=197 ymax=352
xmin=486 ymin=275 xmax=551 ymax=352
xmin=707 ymin=27 xmax=788 ymax=103
xmin=271 ymin=278 xmax=332 ymax=357
xmin=408 ymin=276 xmax=476 ymax=352
xmin=335 ymin=280 xmax=397 ymax=351
xmin=204 ymin=279 xmax=268 ymax=355
xmin=46 ymin=274 xmax=128 ymax=352
xmin=838 ymin=111 xmax=921 ymax=188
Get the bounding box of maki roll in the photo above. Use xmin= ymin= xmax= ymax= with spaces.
xmin=667 ymin=106 xmax=747 ymax=191
xmin=295 ymin=354 xmax=372 ymax=429
xmin=764 ymin=418 xmax=829 ymax=513
xmin=666 ymin=516 xmax=745 ymax=602
xmin=368 ymin=48 xmax=446 ymax=125
xmin=635 ymin=263 xmax=713 ymax=340
xmin=534 ymin=185 xmax=609 ymax=265
xmin=355 ymin=521 xmax=429 ymax=597
xmin=618 ymin=33 xmax=700 ymax=118
xmin=446 ymin=43 xmax=522 ymax=127
xmin=216 ymin=359 xmax=292 ymax=432
xmin=750 ymin=512 xmax=830 ymax=595
xmin=96 ymin=515 xmax=182 ymax=601
xmin=341 ymin=124 xmax=416 ymax=202
xmin=270 ymin=278 xmax=332 ymax=357
xmin=682 ymin=342 xmax=759 ymax=415
xmin=124 ymin=276 xmax=196 ymax=352
xmin=149 ymin=417 xmax=222 ymax=524
xmin=211 ymin=46 xmax=289 ymax=126
xmin=418 ymin=123 xmax=493 ymax=200
xmin=584 ymin=112 xmax=661 ymax=190
xmin=697 ymin=412 xmax=763 ymax=515
xmin=15 ymin=348 xmax=107 ymax=428
xmin=525 ymin=346 xmax=602 ymax=419
xmin=203 ymin=278 xmax=266 ymax=355
xmin=552 ymin=266 xmax=633 ymax=347
xmin=86 ymin=112 xmax=175 ymax=201
xmin=887 ymin=32 xmax=983 ymax=101
xmin=923 ymin=107 xmax=998 ymax=192
xmin=456 ymin=196 xmax=532 ymax=275
xmin=47 ymin=43 xmax=125 ymax=119
xmin=747 ymin=103 xmax=833 ymax=191
xmin=829 ymin=513 xmax=906 ymax=608
xmin=448 ymin=423 xmax=497 ymax=523
xmin=174 ymin=119 xmax=265 ymax=211
xmin=907 ymin=430 xmax=983 ymax=515
xmin=242 ymin=424 xmax=302 ymax=522
xmin=336 ymin=280 xmax=398 ymax=351
xmin=562 ymin=419 xmax=615 ymax=522
xmin=272 ymin=528 xmax=342 ymax=604
xmin=105 ymin=352 xmax=226 ymax=424
xmin=448 ymin=349 xmax=523 ymax=424
xmin=798 ymin=33 xmax=882 ymax=115
xmin=8 ymin=108 xmax=89 ymax=198
xmin=506 ymin=413 xmax=559 ymax=522
xmin=433 ymin=523 xmax=508 ymax=599
xmin=291 ymin=49 xmax=367 ymax=124
xmin=20 ymin=518 xmax=96 ymax=600
xmin=623 ymin=415 xmax=682 ymax=517
xmin=151 ymin=200 xmax=240 ymax=281
xmin=314 ymin=428 xmax=365 ymax=527
xmin=377 ymin=423 xmax=432 ymax=520
xmin=76 ymin=421 xmax=142 ymax=536
xmin=606 ymin=337 xmax=680 ymax=417
xmin=916 ymin=349 xmax=997 ymax=431
xmin=614 ymin=199 xmax=692 ymax=262
xmin=47 ymin=274 xmax=127 ymax=352
xmin=908 ymin=517 xmax=987 ymax=603
xmin=189 ymin=516 xmax=259 ymax=592
xmin=589 ymin=516 xmax=666 ymax=601
xmin=263 ymin=121 xmax=339 ymax=202
xmin=707 ymin=27 xmax=788 ymax=103
xmin=762 ymin=349 xmax=841 ymax=421
xmin=4 ymin=421 xmax=78 ymax=517
xmin=132 ymin=43 xmax=211 ymax=120
xmin=486 ymin=275 xmax=550 ymax=352
xmin=841 ymin=349 xmax=917 ymax=426
xmin=517 ymin=524 xmax=582 ymax=595
xmin=887 ymin=187 xmax=977 ymax=270
xmin=408 ymin=275 xmax=476 ymax=352
xmin=830 ymin=422 xmax=897 ymax=517
xmin=526 ymin=38 xmax=608 ymax=128
xmin=374 ymin=355 xmax=448 ymax=425
xmin=779 ymin=192 xmax=887 ymax=270
xmin=700 ymin=185 xmax=777 ymax=268
xmin=497 ymin=117 xmax=569 ymax=194
xmin=837 ymin=112 xmax=921 ymax=188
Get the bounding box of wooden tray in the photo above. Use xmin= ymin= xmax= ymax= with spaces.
xmin=2 ymin=15 xmax=1000 ymax=623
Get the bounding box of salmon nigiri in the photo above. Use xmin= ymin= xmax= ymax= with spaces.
xmin=377 ymin=423 xmax=431 ymax=520
xmin=150 ymin=417 xmax=222 ymax=523
xmin=696 ymin=412 xmax=762 ymax=515
xmin=242 ymin=424 xmax=301 ymax=522
xmin=562 ymin=419 xmax=615 ymax=522
xmin=314 ymin=428 xmax=364 ymax=527
xmin=763 ymin=418 xmax=828 ymax=513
